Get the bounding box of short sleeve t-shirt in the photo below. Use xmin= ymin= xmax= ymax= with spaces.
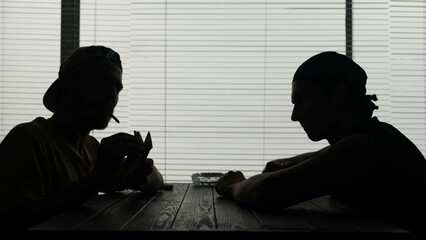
xmin=0 ymin=117 xmax=99 ymax=219
xmin=332 ymin=117 xmax=426 ymax=234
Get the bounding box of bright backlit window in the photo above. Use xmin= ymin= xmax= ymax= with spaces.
xmin=1 ymin=0 xmax=425 ymax=182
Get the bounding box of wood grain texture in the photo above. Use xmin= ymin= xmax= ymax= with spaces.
xmin=124 ymin=183 xmax=189 ymax=230
xmin=77 ymin=191 xmax=157 ymax=230
xmin=26 ymin=184 xmax=412 ymax=240
xmin=171 ymin=185 xmax=216 ymax=230
xmin=31 ymin=191 xmax=128 ymax=230
xmin=213 ymin=188 xmax=263 ymax=230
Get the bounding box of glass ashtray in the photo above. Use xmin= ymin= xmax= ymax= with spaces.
xmin=191 ymin=172 xmax=224 ymax=186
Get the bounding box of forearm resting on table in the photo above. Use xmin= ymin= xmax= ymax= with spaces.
xmin=239 ymin=135 xmax=376 ymax=208
xmin=228 ymin=172 xmax=273 ymax=206
xmin=230 ymin=167 xmax=325 ymax=208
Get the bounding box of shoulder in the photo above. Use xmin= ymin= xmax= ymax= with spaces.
xmin=0 ymin=117 xmax=72 ymax=157
xmin=1 ymin=117 xmax=48 ymax=144
xmin=360 ymin=117 xmax=409 ymax=141
xmin=333 ymin=133 xmax=376 ymax=148
xmin=327 ymin=133 xmax=377 ymax=161
xmin=0 ymin=118 xmax=52 ymax=168
xmin=362 ymin=118 xmax=425 ymax=160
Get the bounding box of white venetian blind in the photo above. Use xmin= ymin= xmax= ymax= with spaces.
xmin=352 ymin=0 xmax=391 ymax=123
xmin=352 ymin=0 xmax=426 ymax=157
xmin=389 ymin=0 xmax=426 ymax=155
xmin=122 ymin=0 xmax=342 ymax=182
xmin=0 ymin=0 xmax=60 ymax=138
xmin=1 ymin=1 xmax=425 ymax=183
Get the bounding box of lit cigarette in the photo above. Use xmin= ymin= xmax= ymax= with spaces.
xmin=111 ymin=114 xmax=120 ymax=123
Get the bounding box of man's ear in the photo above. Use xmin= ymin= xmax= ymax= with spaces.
xmin=332 ymin=81 xmax=351 ymax=107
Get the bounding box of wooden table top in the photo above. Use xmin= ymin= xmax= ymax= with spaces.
xmin=26 ymin=183 xmax=412 ymax=240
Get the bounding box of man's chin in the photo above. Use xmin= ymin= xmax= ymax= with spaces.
xmin=93 ymin=121 xmax=110 ymax=130
xmin=88 ymin=118 xmax=111 ymax=130
xmin=306 ymin=133 xmax=324 ymax=142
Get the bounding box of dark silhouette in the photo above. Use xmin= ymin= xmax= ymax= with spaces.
xmin=0 ymin=46 xmax=164 ymax=233
xmin=215 ymin=51 xmax=426 ymax=238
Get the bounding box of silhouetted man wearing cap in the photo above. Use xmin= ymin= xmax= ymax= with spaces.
xmin=0 ymin=45 xmax=164 ymax=232
xmin=215 ymin=51 xmax=426 ymax=238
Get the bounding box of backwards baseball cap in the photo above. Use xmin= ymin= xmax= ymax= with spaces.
xmin=293 ymin=51 xmax=367 ymax=97
xmin=43 ymin=45 xmax=122 ymax=112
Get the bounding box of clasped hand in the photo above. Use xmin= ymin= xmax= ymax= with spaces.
xmin=215 ymin=171 xmax=245 ymax=198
